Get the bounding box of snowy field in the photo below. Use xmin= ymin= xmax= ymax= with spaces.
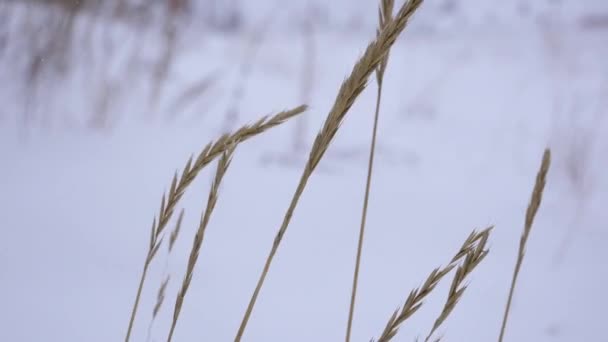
xmin=1 ymin=3 xmax=608 ymax=342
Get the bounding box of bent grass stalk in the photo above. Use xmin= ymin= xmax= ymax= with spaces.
xmin=125 ymin=105 xmax=306 ymax=342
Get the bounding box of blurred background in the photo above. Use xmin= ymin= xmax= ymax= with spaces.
xmin=0 ymin=0 xmax=607 ymax=341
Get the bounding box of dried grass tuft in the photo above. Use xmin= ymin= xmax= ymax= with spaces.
xmin=373 ymin=227 xmax=492 ymax=342
xmin=153 ymin=105 xmax=307 ymax=245
xmin=124 ymin=105 xmax=306 ymax=342
xmin=120 ymin=2 xmax=558 ymax=341
xmin=424 ymin=229 xmax=491 ymax=341
xmin=234 ymin=1 xmax=424 ymax=340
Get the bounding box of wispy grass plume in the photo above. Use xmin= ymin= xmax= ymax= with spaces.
xmin=498 ymin=148 xmax=551 ymax=342
xmin=372 ymin=227 xmax=492 ymax=342
xmin=424 ymin=229 xmax=491 ymax=341
xmin=234 ymin=1 xmax=424 ymax=340
xmin=167 ymin=145 xmax=236 ymax=341
xmin=346 ymin=0 xmax=394 ymax=341
xmin=125 ymin=105 xmax=306 ymax=342
xmin=145 ymin=209 xmax=184 ymax=342
xmin=145 ymin=276 xmax=170 ymax=342
xmin=169 ymin=209 xmax=185 ymax=252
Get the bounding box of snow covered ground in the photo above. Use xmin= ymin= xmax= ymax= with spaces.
xmin=1 ymin=4 xmax=607 ymax=342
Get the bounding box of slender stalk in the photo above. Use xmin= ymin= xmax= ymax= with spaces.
xmin=498 ymin=149 xmax=551 ymax=342
xmin=234 ymin=174 xmax=309 ymax=341
xmin=127 ymin=225 xmax=165 ymax=342
xmin=125 ymin=253 xmax=152 ymax=342
xmin=234 ymin=2 xmax=423 ymax=340
xmin=346 ymin=84 xmax=383 ymax=342
xmin=345 ymin=1 xmax=394 ymax=340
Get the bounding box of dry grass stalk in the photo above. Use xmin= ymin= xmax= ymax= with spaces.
xmin=167 ymin=146 xmax=236 ymax=341
xmin=375 ymin=0 xmax=395 ymax=83
xmin=159 ymin=210 xmax=184 ymax=318
xmin=125 ymin=105 xmax=306 ymax=342
xmin=145 ymin=276 xmax=171 ymax=342
xmin=234 ymin=1 xmax=424 ymax=340
xmin=424 ymin=229 xmax=491 ymax=341
xmin=498 ymin=148 xmax=551 ymax=342
xmin=372 ymin=227 xmax=492 ymax=342
xmin=153 ymin=105 xmax=305 ymax=243
xmin=146 ymin=210 xmax=183 ymax=342
xmin=345 ymin=0 xmax=394 ymax=341
xmin=153 ymin=276 xmax=170 ymax=319
xmin=169 ymin=209 xmax=185 ymax=252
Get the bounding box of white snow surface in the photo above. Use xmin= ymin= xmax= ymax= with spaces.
xmin=1 ymin=6 xmax=608 ymax=342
